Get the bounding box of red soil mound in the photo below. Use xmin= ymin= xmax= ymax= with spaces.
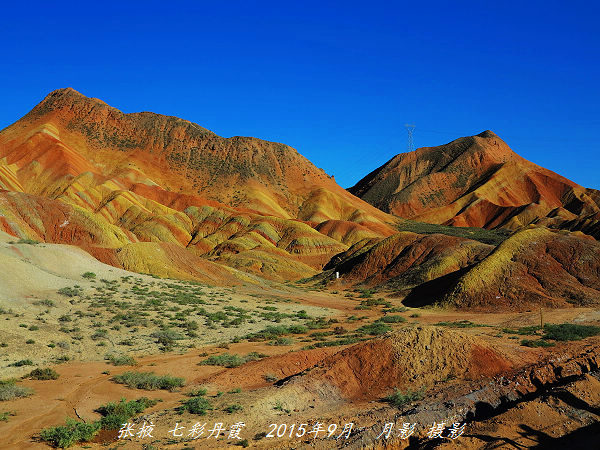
xmin=288 ymin=326 xmax=512 ymax=401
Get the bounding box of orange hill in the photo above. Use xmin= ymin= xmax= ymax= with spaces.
xmin=349 ymin=130 xmax=600 ymax=236
xmin=0 ymin=88 xmax=397 ymax=281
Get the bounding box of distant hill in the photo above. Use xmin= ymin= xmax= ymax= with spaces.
xmin=349 ymin=131 xmax=600 ymax=238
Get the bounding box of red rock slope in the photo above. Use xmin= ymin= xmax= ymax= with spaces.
xmin=349 ymin=131 xmax=600 ymax=235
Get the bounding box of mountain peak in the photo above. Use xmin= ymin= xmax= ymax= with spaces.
xmin=477 ymin=130 xmax=498 ymax=139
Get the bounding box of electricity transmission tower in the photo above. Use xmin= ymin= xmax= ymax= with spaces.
xmin=405 ymin=124 xmax=416 ymax=152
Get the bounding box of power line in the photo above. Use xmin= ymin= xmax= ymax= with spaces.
xmin=405 ymin=124 xmax=415 ymax=152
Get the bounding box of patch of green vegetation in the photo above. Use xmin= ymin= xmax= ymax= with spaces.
xmin=308 ymin=336 xmax=363 ymax=348
xmin=199 ymin=352 xmax=266 ymax=368
xmin=377 ymin=315 xmax=407 ymax=323
xmin=543 ymin=323 xmax=600 ymax=341
xmin=273 ymin=401 xmax=290 ymax=413
xmin=396 ymin=220 xmax=512 ymax=245
xmin=26 ymin=368 xmax=59 ymax=380
xmin=112 ymin=372 xmax=185 ymax=391
xmin=13 ymin=238 xmax=40 ymax=245
xmin=96 ymin=397 xmax=158 ymax=430
xmin=357 ymin=322 xmax=392 ymax=335
xmin=8 ymin=359 xmax=34 ymax=367
xmin=268 ymin=337 xmax=294 ymax=346
xmin=180 ymin=395 xmax=213 ymax=415
xmin=39 ymin=418 xmax=101 ymax=448
xmin=0 ymin=379 xmax=33 ymax=401
xmin=521 ymin=339 xmax=555 ymax=348
xmin=384 ymin=386 xmax=426 ymax=408
xmin=82 ymin=272 xmax=97 ymax=279
xmin=504 ymin=323 xmax=600 ymax=342
xmin=0 ymin=411 xmax=15 ymax=422
xmin=385 ymin=307 xmax=409 ymax=313
xmin=105 ymin=354 xmax=136 ymax=366
xmin=224 ymin=403 xmax=243 ymax=413
xmin=57 ymin=287 xmax=81 ymax=297
xmin=34 ymin=299 xmax=55 ymax=307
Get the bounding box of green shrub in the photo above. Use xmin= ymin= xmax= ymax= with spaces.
xmin=9 ymin=359 xmax=33 ymax=367
xmin=377 ymin=315 xmax=406 ymax=323
xmin=57 ymin=287 xmax=80 ymax=298
xmin=224 ymin=403 xmax=243 ymax=413
xmin=185 ymin=388 xmax=208 ymax=397
xmin=0 ymin=379 xmax=33 ymax=401
xmin=199 ymin=352 xmax=265 ymax=368
xmin=521 ymin=339 xmax=555 ymax=348
xmin=105 ymin=354 xmax=137 ymax=366
xmin=82 ymin=272 xmax=96 ymax=279
xmin=543 ymin=324 xmax=600 ymax=341
xmin=112 ymin=371 xmax=185 ymax=391
xmin=357 ymin=322 xmax=391 ymax=335
xmin=16 ymin=238 xmax=40 ymax=245
xmin=0 ymin=411 xmax=15 ymax=422
xmin=181 ymin=396 xmax=213 ymax=415
xmin=268 ymin=337 xmax=294 ymax=346
xmin=39 ymin=418 xmax=100 ymax=448
xmin=384 ymin=387 xmax=426 ymax=408
xmin=26 ymin=368 xmax=59 ymax=380
xmin=96 ymin=397 xmax=157 ymax=430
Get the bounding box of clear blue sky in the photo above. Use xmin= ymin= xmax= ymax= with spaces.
xmin=2 ymin=0 xmax=599 ymax=188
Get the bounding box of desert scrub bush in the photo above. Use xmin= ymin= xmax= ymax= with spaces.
xmin=357 ymin=322 xmax=391 ymax=336
xmin=151 ymin=329 xmax=185 ymax=351
xmin=543 ymin=323 xmax=600 ymax=341
xmin=185 ymin=387 xmax=208 ymax=397
xmin=8 ymin=359 xmax=34 ymax=367
xmin=82 ymin=272 xmax=96 ymax=279
xmin=34 ymin=299 xmax=55 ymax=307
xmin=0 ymin=379 xmax=33 ymax=401
xmin=105 ymin=354 xmax=137 ymax=366
xmin=26 ymin=368 xmax=60 ymax=380
xmin=96 ymin=397 xmax=157 ymax=429
xmin=57 ymin=287 xmax=81 ymax=297
xmin=15 ymin=238 xmax=39 ymax=245
xmin=521 ymin=339 xmax=555 ymax=348
xmin=112 ymin=371 xmax=185 ymax=391
xmin=384 ymin=386 xmax=426 ymax=408
xmin=268 ymin=337 xmax=294 ymax=346
xmin=39 ymin=418 xmax=100 ymax=448
xmin=377 ymin=315 xmax=407 ymax=323
xmin=504 ymin=323 xmax=600 ymax=341
xmin=0 ymin=411 xmax=16 ymax=422
xmin=263 ymin=373 xmax=278 ymax=382
xmin=224 ymin=403 xmax=243 ymax=413
xmin=180 ymin=396 xmax=213 ymax=415
xmin=199 ymin=352 xmax=266 ymax=368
